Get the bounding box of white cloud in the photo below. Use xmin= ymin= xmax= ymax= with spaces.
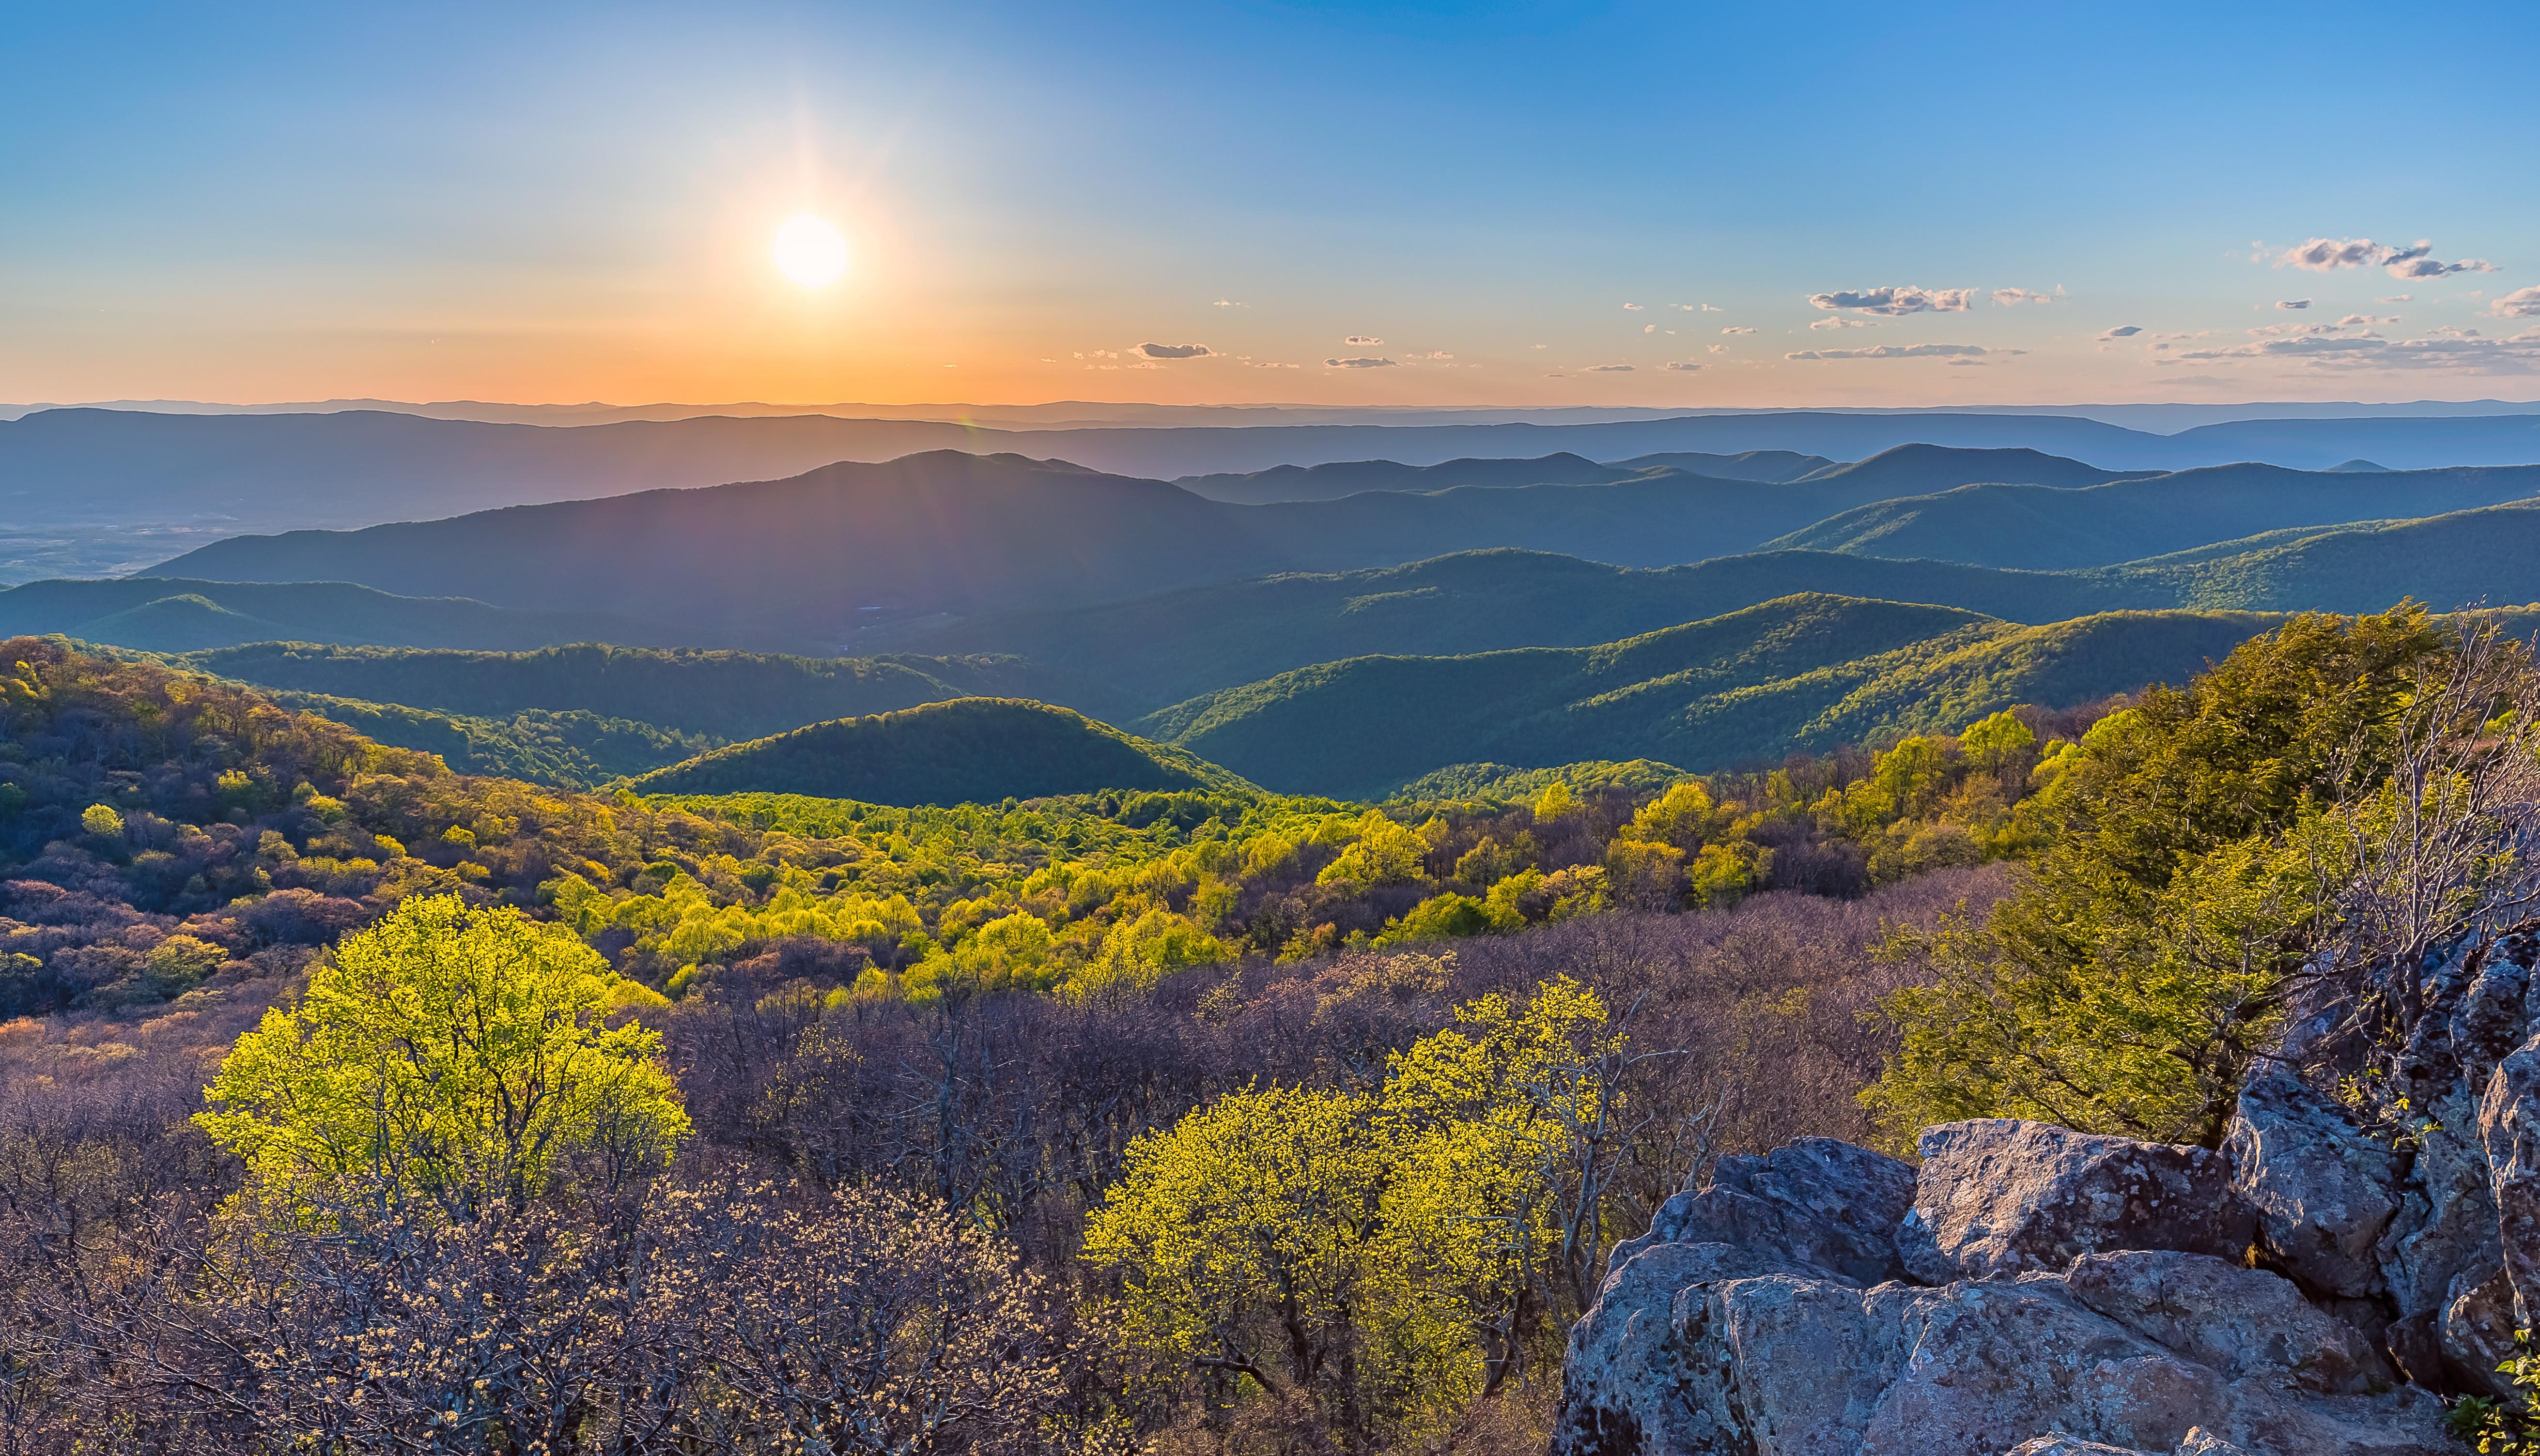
xmin=2276 ymin=299 xmax=2311 ymax=310
xmin=1344 ymin=334 xmax=1383 ymax=346
xmin=1706 ymin=344 xmax=1729 ymax=354
xmin=1211 ymin=299 xmax=1244 ymax=308
xmin=1807 ymin=285 xmax=1975 ymax=315
xmin=2096 ymin=325 xmax=2143 ymax=340
xmin=1808 ymin=318 xmax=1874 ymax=330
xmin=2276 ymin=237 xmax=2497 ymax=278
xmin=1992 ymin=287 xmax=2066 ymax=306
xmin=1137 ymin=342 xmax=1213 ymax=359
xmin=2156 ymin=326 xmax=2540 ymax=372
xmin=2492 ymin=287 xmax=2540 ymax=319
xmin=1643 ymin=323 xmax=1657 ymax=333
xmin=1248 ymin=361 xmax=1299 ymax=368
xmin=1622 ymin=303 xmax=1644 ymax=311
xmin=2338 ymin=314 xmax=2401 ymax=327
xmin=1785 ymin=343 xmax=2008 ymax=361
xmin=1325 ymin=356 xmax=1396 ymax=368
xmin=1586 ymin=363 xmax=1636 ymax=372
xmin=2380 ymin=294 xmax=2414 ymax=304
xmin=1720 ymin=325 xmax=1758 ymax=335
xmin=1403 ymin=350 xmax=1455 ymax=360
xmin=1664 ymin=361 xmax=1704 ymax=372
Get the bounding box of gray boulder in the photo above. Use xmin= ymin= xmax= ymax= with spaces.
xmin=2225 ymin=1066 xmax=2402 ymax=1299
xmin=2061 ymin=1251 xmax=2393 ymax=1395
xmin=1899 ymin=1119 xmax=2257 ymax=1283
xmin=1556 ymin=1265 xmax=2450 ymax=1456
xmin=1607 ymin=1136 xmax=1916 ymax=1285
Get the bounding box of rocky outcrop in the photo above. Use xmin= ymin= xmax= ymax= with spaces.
xmin=1899 ymin=1120 xmax=2254 ymax=1283
xmin=1550 ymin=928 xmax=2540 ymax=1454
xmin=1552 ymin=1117 xmax=2459 ymax=1456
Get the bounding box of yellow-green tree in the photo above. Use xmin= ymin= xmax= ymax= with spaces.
xmin=197 ymin=893 xmax=690 ymax=1219
xmin=1084 ymin=978 xmax=1613 ymax=1440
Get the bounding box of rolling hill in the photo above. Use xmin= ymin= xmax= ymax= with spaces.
xmin=180 ymin=642 xmax=1137 ymax=742
xmin=1765 ymin=462 xmax=2540 ymax=569
xmin=1136 ymin=595 xmax=2291 ymax=797
xmin=623 ymin=698 xmax=1256 ymax=804
xmin=0 ymin=577 xmax=689 ymax=651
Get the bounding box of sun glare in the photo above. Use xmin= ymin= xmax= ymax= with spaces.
xmin=772 ymin=215 xmax=850 ymax=288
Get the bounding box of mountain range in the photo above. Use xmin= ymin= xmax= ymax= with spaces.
xmin=15 ymin=404 xmax=2540 ymax=583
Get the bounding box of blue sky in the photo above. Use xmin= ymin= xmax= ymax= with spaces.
xmin=6 ymin=0 xmax=2537 ymax=406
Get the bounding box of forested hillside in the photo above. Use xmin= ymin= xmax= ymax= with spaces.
xmin=181 ymin=640 xmax=1133 ymax=738
xmin=1144 ymin=595 xmax=2281 ymax=796
xmin=622 ymin=698 xmax=1257 ymax=803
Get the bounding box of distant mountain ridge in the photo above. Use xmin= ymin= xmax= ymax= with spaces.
xmin=1766 ymin=461 xmax=2540 ymax=568
xmin=0 ymin=577 xmax=688 ymax=652
xmin=1175 ymin=449 xmax=1834 ymax=503
xmin=139 ymin=445 xmax=2173 ymax=637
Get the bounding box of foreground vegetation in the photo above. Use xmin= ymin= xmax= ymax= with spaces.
xmin=2 ymin=601 xmax=2525 ymax=1452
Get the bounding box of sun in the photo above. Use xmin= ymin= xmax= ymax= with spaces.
xmin=772 ymin=215 xmax=850 ymax=288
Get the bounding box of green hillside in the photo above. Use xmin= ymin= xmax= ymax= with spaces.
xmin=623 ymin=697 xmax=1259 ymax=804
xmin=181 ymin=641 xmax=1137 ymax=741
xmin=1142 ymin=595 xmax=2288 ymax=797
xmin=1385 ymin=759 xmax=1695 ymax=804
xmin=254 ymin=689 xmax=712 ymax=789
xmin=1765 ymin=461 xmax=2540 ymax=569
xmin=920 ymin=549 xmax=2150 ymax=707
xmin=0 ymin=576 xmax=688 ymax=651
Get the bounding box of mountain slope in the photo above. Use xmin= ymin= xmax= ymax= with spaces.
xmin=256 ymin=690 xmax=712 ymax=790
xmin=180 ymin=641 xmax=1137 ymax=742
xmin=921 ymin=549 xmax=2144 ymax=708
xmin=1766 ymin=462 xmax=2540 ymax=568
xmin=1140 ymin=596 xmax=2286 ymax=797
xmin=0 ymin=577 xmax=689 ymax=651
xmin=624 ymin=698 xmax=1256 ymax=804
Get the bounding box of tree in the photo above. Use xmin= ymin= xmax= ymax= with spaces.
xmin=196 ymin=893 xmax=690 ymax=1219
xmin=1865 ymin=606 xmax=2466 ymax=1148
xmin=1083 ymin=979 xmax=1618 ymax=1440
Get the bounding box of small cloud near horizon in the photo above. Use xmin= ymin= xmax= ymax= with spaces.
xmin=1137 ymin=342 xmax=1213 ymax=358
xmin=1623 ymin=303 xmax=1644 ymax=311
xmin=1720 ymin=326 xmax=1758 ymax=335
xmin=1992 ymin=287 xmax=2066 ymax=306
xmin=2096 ymin=325 xmax=2143 ymax=340
xmin=1663 ymin=361 xmax=1703 ymax=371
xmin=2491 ymin=287 xmax=2540 ymax=319
xmin=1344 ymin=335 xmax=1383 ymax=346
xmin=1325 ymin=356 xmax=1396 ymax=368
xmin=1785 ymin=342 xmax=2009 ymax=361
xmin=1808 ymin=285 xmax=1975 ymax=315
xmin=1586 ymin=363 xmax=1635 ymax=372
xmin=2276 ymin=299 xmax=2311 ymax=310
